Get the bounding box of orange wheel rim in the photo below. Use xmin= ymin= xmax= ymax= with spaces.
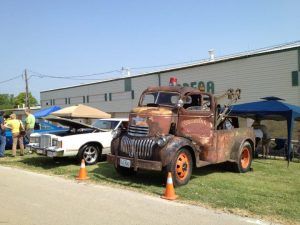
xmin=241 ymin=147 xmax=250 ymax=169
xmin=176 ymin=152 xmax=189 ymax=180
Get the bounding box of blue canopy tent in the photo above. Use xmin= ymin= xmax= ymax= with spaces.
xmin=34 ymin=106 xmax=61 ymax=119
xmin=230 ymin=97 xmax=300 ymax=163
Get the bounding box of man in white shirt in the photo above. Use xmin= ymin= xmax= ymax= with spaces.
xmin=252 ymin=120 xmax=271 ymax=158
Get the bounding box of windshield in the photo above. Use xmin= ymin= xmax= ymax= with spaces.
xmin=92 ymin=120 xmax=119 ymax=130
xmin=140 ymin=92 xmax=180 ymax=107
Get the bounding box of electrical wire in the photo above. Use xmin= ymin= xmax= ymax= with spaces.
xmin=28 ymin=69 xmax=122 ymax=79
xmin=0 ymin=75 xmax=22 ymax=84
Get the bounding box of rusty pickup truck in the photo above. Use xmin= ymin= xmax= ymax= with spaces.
xmin=107 ymin=79 xmax=255 ymax=186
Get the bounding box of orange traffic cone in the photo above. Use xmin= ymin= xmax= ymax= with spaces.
xmin=161 ymin=172 xmax=178 ymax=200
xmin=76 ymin=159 xmax=89 ymax=180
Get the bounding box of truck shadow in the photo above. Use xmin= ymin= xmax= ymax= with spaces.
xmin=91 ymin=163 xmax=165 ymax=190
xmin=191 ymin=162 xmax=238 ymax=177
xmin=91 ymin=161 xmax=236 ymax=192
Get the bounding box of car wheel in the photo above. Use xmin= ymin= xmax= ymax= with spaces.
xmin=79 ymin=144 xmax=100 ymax=165
xmin=167 ymin=148 xmax=193 ymax=187
xmin=236 ymin=141 xmax=253 ymax=173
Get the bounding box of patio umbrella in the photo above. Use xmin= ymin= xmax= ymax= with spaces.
xmin=51 ymin=104 xmax=111 ymax=119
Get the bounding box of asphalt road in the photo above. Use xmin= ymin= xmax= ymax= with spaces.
xmin=0 ymin=166 xmax=274 ymax=225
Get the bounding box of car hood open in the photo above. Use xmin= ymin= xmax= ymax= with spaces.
xmin=43 ymin=116 xmax=104 ymax=131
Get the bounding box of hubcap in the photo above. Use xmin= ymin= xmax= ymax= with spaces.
xmin=241 ymin=147 xmax=250 ymax=169
xmin=176 ymin=152 xmax=189 ymax=180
xmin=83 ymin=146 xmax=98 ymax=164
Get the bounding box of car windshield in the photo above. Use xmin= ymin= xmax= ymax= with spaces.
xmin=140 ymin=92 xmax=180 ymax=107
xmin=92 ymin=120 xmax=119 ymax=130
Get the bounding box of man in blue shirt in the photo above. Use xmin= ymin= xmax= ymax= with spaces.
xmin=0 ymin=111 xmax=6 ymax=157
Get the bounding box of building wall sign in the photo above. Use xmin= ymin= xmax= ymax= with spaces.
xmin=179 ymin=81 xmax=215 ymax=93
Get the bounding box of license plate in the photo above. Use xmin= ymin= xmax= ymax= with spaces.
xmin=120 ymin=158 xmax=131 ymax=168
xmin=47 ymin=151 xmax=55 ymax=157
xmin=37 ymin=149 xmax=45 ymax=154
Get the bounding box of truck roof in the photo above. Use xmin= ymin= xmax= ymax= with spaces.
xmin=144 ymin=86 xmax=212 ymax=96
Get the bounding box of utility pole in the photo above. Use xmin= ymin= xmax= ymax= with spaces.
xmin=24 ymin=69 xmax=30 ymax=109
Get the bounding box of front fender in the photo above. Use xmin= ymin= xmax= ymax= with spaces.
xmin=160 ymin=136 xmax=197 ymax=167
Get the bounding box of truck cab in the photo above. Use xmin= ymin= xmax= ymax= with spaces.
xmin=107 ymin=78 xmax=255 ymax=186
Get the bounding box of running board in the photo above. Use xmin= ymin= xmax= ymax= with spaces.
xmin=196 ymin=160 xmax=211 ymax=168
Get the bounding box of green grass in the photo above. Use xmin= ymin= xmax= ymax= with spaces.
xmin=0 ymin=150 xmax=299 ymax=224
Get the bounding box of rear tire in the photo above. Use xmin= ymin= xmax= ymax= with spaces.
xmin=78 ymin=144 xmax=101 ymax=165
xmin=236 ymin=141 xmax=253 ymax=173
xmin=167 ymin=148 xmax=193 ymax=186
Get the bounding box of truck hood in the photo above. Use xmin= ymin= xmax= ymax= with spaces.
xmin=129 ymin=107 xmax=175 ymax=136
xmin=44 ymin=116 xmax=104 ymax=131
xmin=131 ymin=107 xmax=173 ymax=116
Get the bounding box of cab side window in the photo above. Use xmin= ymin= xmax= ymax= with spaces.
xmin=184 ymin=94 xmax=211 ymax=111
xmin=201 ymin=94 xmax=211 ymax=111
xmin=183 ymin=94 xmax=201 ymax=110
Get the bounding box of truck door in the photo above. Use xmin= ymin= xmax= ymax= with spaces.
xmin=177 ymin=93 xmax=214 ymax=153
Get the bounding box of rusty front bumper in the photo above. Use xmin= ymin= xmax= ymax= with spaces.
xmin=107 ymin=154 xmax=162 ymax=171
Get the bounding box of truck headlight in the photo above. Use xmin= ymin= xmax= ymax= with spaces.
xmin=157 ymin=136 xmax=169 ymax=147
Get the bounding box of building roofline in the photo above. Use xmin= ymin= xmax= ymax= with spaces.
xmin=41 ymin=40 xmax=300 ymax=93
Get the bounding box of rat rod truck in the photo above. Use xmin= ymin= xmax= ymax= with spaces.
xmin=107 ymin=78 xmax=255 ymax=186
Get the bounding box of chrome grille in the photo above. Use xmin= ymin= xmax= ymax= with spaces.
xmin=40 ymin=135 xmax=52 ymax=148
xmin=128 ymin=125 xmax=149 ymax=137
xmin=120 ymin=136 xmax=156 ymax=159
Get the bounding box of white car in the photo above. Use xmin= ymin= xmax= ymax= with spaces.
xmin=28 ymin=118 xmax=128 ymax=165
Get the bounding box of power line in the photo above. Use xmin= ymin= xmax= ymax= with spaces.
xmin=28 ymin=69 xmax=122 ymax=80
xmin=30 ymin=74 xmax=122 ymax=81
xmin=0 ymin=75 xmax=22 ymax=84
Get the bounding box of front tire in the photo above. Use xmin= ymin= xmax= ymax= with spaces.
xmin=167 ymin=148 xmax=193 ymax=186
xmin=78 ymin=144 xmax=100 ymax=165
xmin=236 ymin=141 xmax=253 ymax=173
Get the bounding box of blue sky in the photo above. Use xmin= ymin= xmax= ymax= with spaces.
xmin=0 ymin=0 xmax=299 ymax=101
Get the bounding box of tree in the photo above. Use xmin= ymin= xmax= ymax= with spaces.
xmin=14 ymin=92 xmax=38 ymax=107
xmin=0 ymin=94 xmax=14 ymax=110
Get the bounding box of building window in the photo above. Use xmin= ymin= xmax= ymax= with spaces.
xmin=109 ymin=93 xmax=112 ymax=101
xmin=83 ymin=96 xmax=86 ymax=103
xmin=65 ymin=98 xmax=68 ymax=104
xmin=131 ymin=90 xmax=134 ymax=99
xmin=104 ymin=93 xmax=107 ymax=102
xmin=124 ymin=78 xmax=132 ymax=92
xmin=53 ymin=99 xmax=55 ymax=105
xmin=87 ymin=96 xmax=89 ymax=103
xmin=68 ymin=98 xmax=71 ymax=104
xmin=292 ymin=71 xmax=299 ymax=86
xmin=50 ymin=99 xmax=53 ymax=106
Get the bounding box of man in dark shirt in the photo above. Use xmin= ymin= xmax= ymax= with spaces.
xmin=0 ymin=111 xmax=6 ymax=157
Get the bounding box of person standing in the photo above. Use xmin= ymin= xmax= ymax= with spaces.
xmin=25 ymin=108 xmax=35 ymax=142
xmin=252 ymin=119 xmax=271 ymax=158
xmin=0 ymin=111 xmax=6 ymax=158
xmin=5 ymin=114 xmax=24 ymax=157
